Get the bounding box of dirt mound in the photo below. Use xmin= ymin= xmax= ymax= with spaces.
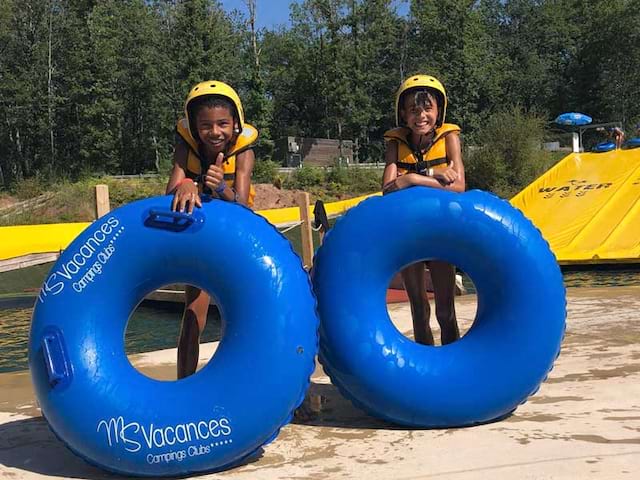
xmin=0 ymin=194 xmax=18 ymax=210
xmin=253 ymin=184 xmax=308 ymax=210
xmin=252 ymin=184 xmax=359 ymax=210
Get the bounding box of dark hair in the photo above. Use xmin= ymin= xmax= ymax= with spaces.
xmin=400 ymin=88 xmax=444 ymax=125
xmin=187 ymin=95 xmax=238 ymax=140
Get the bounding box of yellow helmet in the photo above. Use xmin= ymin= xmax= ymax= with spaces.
xmin=184 ymin=80 xmax=245 ymax=139
xmin=395 ymin=75 xmax=447 ymax=127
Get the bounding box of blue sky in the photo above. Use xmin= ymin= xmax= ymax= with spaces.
xmin=218 ymin=0 xmax=301 ymax=29
xmin=219 ymin=0 xmax=408 ymax=30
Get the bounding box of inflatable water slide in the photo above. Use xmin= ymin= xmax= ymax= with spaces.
xmin=511 ymin=146 xmax=640 ymax=265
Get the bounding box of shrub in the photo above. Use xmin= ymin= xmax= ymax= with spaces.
xmin=104 ymin=177 xmax=166 ymax=208
xmin=252 ymin=159 xmax=280 ymax=184
xmin=282 ymin=163 xmax=383 ymax=194
xmin=12 ymin=174 xmax=48 ymax=200
xmin=465 ymin=106 xmax=556 ymax=198
xmin=284 ymin=165 xmax=326 ymax=189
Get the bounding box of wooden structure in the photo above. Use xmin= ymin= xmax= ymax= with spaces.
xmin=276 ymin=137 xmax=354 ymax=167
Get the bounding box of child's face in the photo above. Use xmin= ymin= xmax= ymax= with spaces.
xmin=195 ymin=105 xmax=238 ymax=154
xmin=401 ymin=92 xmax=439 ymax=135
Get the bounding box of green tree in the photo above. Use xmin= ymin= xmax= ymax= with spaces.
xmin=265 ymin=0 xmax=403 ymax=163
xmin=88 ymin=0 xmax=166 ymax=174
xmin=261 ymin=28 xmax=307 ymax=141
xmin=567 ymin=0 xmax=640 ymax=126
xmin=51 ymin=0 xmax=100 ymax=178
xmin=240 ymin=0 xmax=274 ymax=160
xmin=466 ymin=106 xmax=551 ymax=198
xmin=486 ymin=0 xmax=580 ymax=116
xmin=166 ymin=0 xmax=245 ymax=109
xmin=0 ymin=0 xmax=56 ymax=184
xmin=343 ymin=0 xmax=403 ymax=162
xmin=407 ymin=0 xmax=501 ymax=135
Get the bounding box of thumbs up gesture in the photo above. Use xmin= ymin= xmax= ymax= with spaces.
xmin=204 ymin=152 xmax=225 ymax=193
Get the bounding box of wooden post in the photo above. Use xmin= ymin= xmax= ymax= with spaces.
xmin=95 ymin=184 xmax=110 ymax=219
xmin=296 ymin=192 xmax=314 ymax=269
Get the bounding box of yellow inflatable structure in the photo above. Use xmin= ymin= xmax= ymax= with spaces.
xmin=511 ymin=147 xmax=640 ymax=264
xmin=0 ymin=193 xmax=379 ymax=264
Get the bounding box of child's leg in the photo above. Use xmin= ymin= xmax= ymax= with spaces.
xmin=401 ymin=262 xmax=434 ymax=345
xmin=429 ymin=261 xmax=460 ymax=345
xmin=177 ymin=285 xmax=210 ymax=379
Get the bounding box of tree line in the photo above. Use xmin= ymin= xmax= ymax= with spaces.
xmin=1 ymin=0 xmax=638 ymax=188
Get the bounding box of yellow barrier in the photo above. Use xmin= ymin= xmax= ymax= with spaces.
xmin=0 ymin=193 xmax=380 ymax=262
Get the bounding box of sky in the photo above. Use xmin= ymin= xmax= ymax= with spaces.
xmin=219 ymin=0 xmax=408 ymax=30
xmin=218 ymin=0 xmax=298 ymax=29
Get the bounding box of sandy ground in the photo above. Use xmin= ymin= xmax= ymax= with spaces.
xmin=1 ymin=287 xmax=639 ymax=479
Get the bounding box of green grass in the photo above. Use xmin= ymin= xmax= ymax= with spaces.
xmin=0 ymin=167 xmax=383 ymax=225
xmin=1 ymin=176 xmax=169 ymax=226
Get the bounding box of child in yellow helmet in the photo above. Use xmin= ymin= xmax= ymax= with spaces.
xmin=166 ymin=80 xmax=258 ymax=378
xmin=382 ymin=74 xmax=465 ymax=346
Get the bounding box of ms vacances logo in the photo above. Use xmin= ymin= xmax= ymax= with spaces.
xmin=97 ymin=415 xmax=233 ymax=465
xmin=38 ymin=216 xmax=125 ymax=302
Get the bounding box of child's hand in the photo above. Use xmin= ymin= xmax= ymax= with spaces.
xmin=384 ymin=174 xmax=415 ymax=193
xmin=171 ymin=179 xmax=201 ymax=214
xmin=433 ymin=167 xmax=458 ymax=186
xmin=204 ymin=153 xmax=225 ymax=193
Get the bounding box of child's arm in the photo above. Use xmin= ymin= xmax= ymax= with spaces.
xmin=167 ymin=140 xmax=202 ymax=213
xmin=382 ymin=141 xmax=444 ymax=194
xmin=204 ymin=149 xmax=255 ymax=205
xmin=232 ymin=149 xmax=255 ymax=206
xmin=381 ymin=141 xmax=399 ymax=193
xmin=234 ymin=150 xmax=256 ymax=205
xmin=432 ymin=133 xmax=465 ymax=193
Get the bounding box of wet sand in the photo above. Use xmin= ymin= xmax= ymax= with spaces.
xmin=1 ymin=287 xmax=639 ymax=479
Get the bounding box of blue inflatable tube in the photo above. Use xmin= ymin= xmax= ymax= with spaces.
xmin=29 ymin=196 xmax=318 ymax=476
xmin=624 ymin=137 xmax=640 ymax=149
xmin=312 ymin=188 xmax=565 ymax=428
xmin=593 ymin=141 xmax=615 ymax=153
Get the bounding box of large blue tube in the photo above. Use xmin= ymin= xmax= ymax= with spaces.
xmin=312 ymin=188 xmax=565 ymax=427
xmin=29 ymin=195 xmax=318 ymax=476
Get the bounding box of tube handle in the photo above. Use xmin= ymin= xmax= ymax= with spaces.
xmin=144 ymin=209 xmax=199 ymax=232
xmin=41 ymin=329 xmax=71 ymax=388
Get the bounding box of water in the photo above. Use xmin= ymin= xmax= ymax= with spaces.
xmin=0 ymin=224 xmax=316 ymax=374
xmin=458 ymin=268 xmax=640 ymax=294
xmin=0 ymin=301 xmax=221 ymax=374
xmin=1 ymin=262 xmax=639 ymax=373
xmin=561 ymin=268 xmax=640 ymax=288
